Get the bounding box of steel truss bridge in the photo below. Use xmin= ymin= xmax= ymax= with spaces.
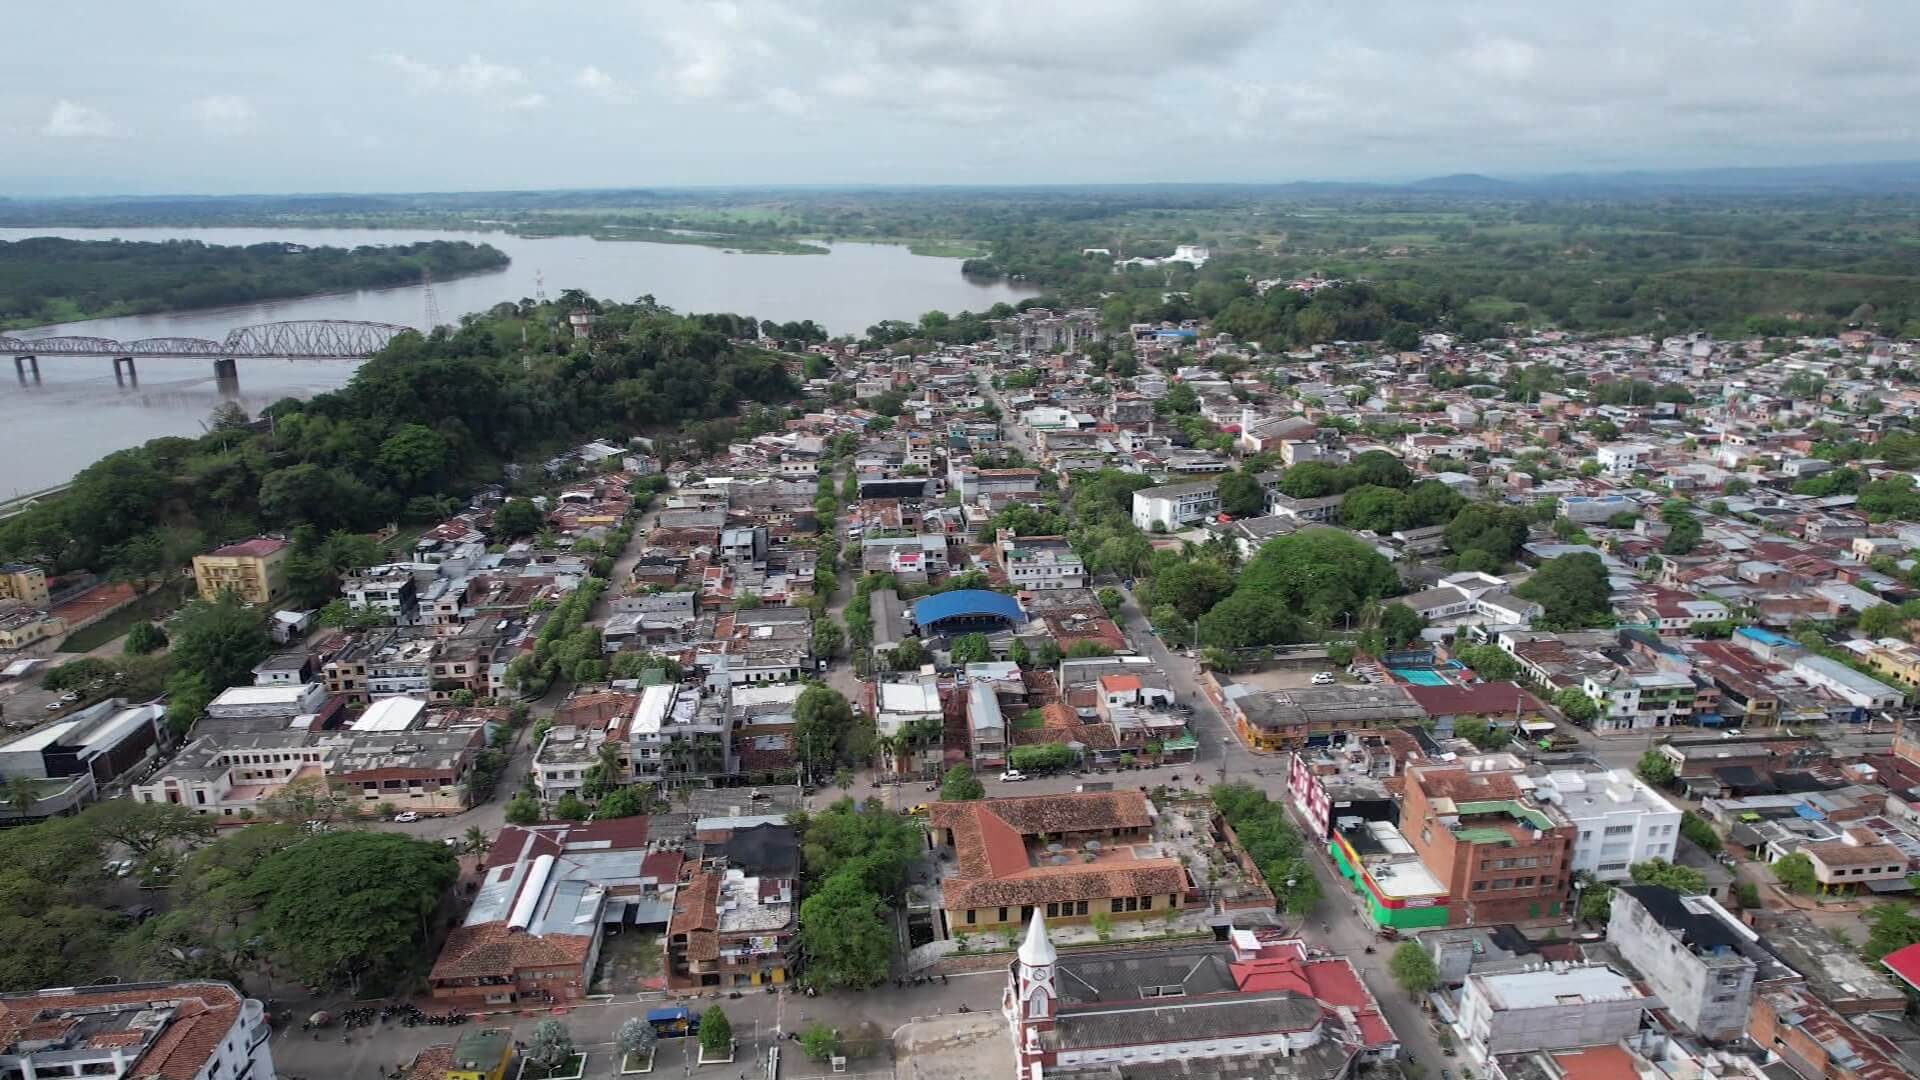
xmin=2 ymin=319 xmax=417 ymax=361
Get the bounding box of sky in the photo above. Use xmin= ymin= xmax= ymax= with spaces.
xmin=5 ymin=0 xmax=1919 ymax=196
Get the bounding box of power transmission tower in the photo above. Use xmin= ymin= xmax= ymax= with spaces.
xmin=534 ymin=269 xmax=548 ymax=304
xmin=421 ymin=267 xmax=443 ymax=331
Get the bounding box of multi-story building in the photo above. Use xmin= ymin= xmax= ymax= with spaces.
xmin=631 ymin=681 xmax=733 ymax=786
xmin=133 ymin=727 xmax=482 ymax=819
xmin=0 ymin=562 xmax=49 ymax=607
xmin=1130 ymin=479 xmax=1222 ymax=531
xmin=342 ymin=564 xmax=421 ymax=625
xmin=1526 ymin=766 xmax=1680 ymax=881
xmin=1004 ymin=918 xmax=1399 ymax=1080
xmin=1403 ymin=756 xmax=1576 ymax=925
xmin=1221 ymin=683 xmax=1425 ymax=752
xmin=0 ymin=981 xmax=276 ymax=1080
xmin=192 ymin=537 xmax=290 ymax=605
xmin=965 ymin=680 xmax=1006 ymax=770
xmin=667 ymin=866 xmax=796 ymax=989
xmin=532 ymin=689 xmax=640 ymax=800
xmin=1579 ymin=668 xmax=1697 ymax=733
xmin=1749 ymin=985 xmax=1918 ymax=1080
xmin=1607 ymin=885 xmax=1791 ymax=1040
xmin=1595 ymin=443 xmax=1655 ymax=476
xmin=998 ymin=534 xmax=1086 ymax=591
xmin=1453 ymin=963 xmax=1651 ymax=1063
xmin=0 ymin=699 xmax=167 ymax=822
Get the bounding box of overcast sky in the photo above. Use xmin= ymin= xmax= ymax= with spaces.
xmin=6 ymin=0 xmax=1918 ymax=196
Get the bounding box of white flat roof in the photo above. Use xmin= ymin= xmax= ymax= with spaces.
xmin=1 ymin=720 xmax=77 ymax=753
xmin=351 ymin=696 xmax=427 ymax=732
xmin=633 ymin=683 xmax=676 ymax=735
xmin=210 ymin=684 xmax=314 ymax=706
xmin=1477 ymin=965 xmax=1642 ymax=1009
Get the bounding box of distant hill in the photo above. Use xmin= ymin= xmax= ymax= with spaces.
xmin=1406 ymin=173 xmax=1517 ymax=193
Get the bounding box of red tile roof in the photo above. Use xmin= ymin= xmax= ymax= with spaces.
xmin=429 ymin=921 xmax=593 ymax=981
xmin=208 ymin=537 xmax=287 ymax=558
xmin=1404 ymin=681 xmax=1544 ymax=718
xmin=0 ymin=982 xmax=249 ymax=1080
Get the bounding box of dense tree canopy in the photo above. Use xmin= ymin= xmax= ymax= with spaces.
xmin=1516 ymin=553 xmax=1612 ymax=629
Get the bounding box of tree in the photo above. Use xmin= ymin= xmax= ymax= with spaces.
xmin=1862 ymin=901 xmax=1920 ymax=961
xmin=1858 ymin=604 xmax=1906 ymax=640
xmin=1008 ymin=743 xmax=1075 ymax=774
xmin=123 ymin=621 xmax=169 ymax=656
xmin=504 ymin=793 xmax=540 ymax=825
xmin=1096 ymin=587 xmax=1125 ymax=619
xmin=169 ymin=594 xmax=273 ymax=691
xmin=1578 ymin=881 xmax=1615 ymax=922
xmin=493 ymin=498 xmax=544 ymax=538
xmin=940 ymin=765 xmax=985 ymax=801
xmin=1772 ymin=852 xmax=1818 ymax=895
xmin=810 ymin=619 xmax=845 ymax=660
xmin=552 ymin=793 xmax=590 ymax=821
xmin=1234 ymin=529 xmax=1399 ymax=626
xmin=1389 ymin=941 xmax=1437 ymax=995
xmin=527 ymin=1018 xmax=576 ymax=1073
xmin=596 ymin=786 xmax=648 ymax=818
xmin=4 ymin=776 xmax=38 ymax=817
xmin=890 ymin=639 xmax=928 ymax=671
xmin=1216 ymin=469 xmax=1267 ymax=518
xmin=1635 ymin=749 xmax=1676 ymax=787
xmin=950 ymin=633 xmax=992 ymax=665
xmin=617 ymin=1017 xmax=657 ymax=1066
xmin=699 ymin=1006 xmax=733 ymax=1057
xmin=798 ymin=871 xmax=893 ymax=989
xmin=78 ymin=800 xmax=215 ymax=863
xmin=800 ymin=1023 xmax=841 ymax=1062
xmin=1629 ymin=858 xmax=1707 ymax=895
xmin=1516 ymin=553 xmax=1611 ymax=628
xmin=793 ymin=684 xmax=857 ymax=777
xmin=1555 ymin=687 xmax=1599 ymax=725
xmin=1453 ymin=643 xmax=1520 ymax=681
xmin=1443 ymin=503 xmax=1532 ymax=566
xmin=242 ymin=831 xmax=457 ymax=990
xmin=1198 ymin=591 xmax=1301 ymax=649
xmin=1341 ymin=485 xmax=1410 ymax=533
xmin=1452 ymin=717 xmax=1508 ymax=752
xmin=1679 ymin=811 xmax=1721 ymax=854
xmin=1378 ymin=602 xmax=1426 ymax=649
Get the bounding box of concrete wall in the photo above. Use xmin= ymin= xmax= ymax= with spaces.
xmin=1607 ymin=892 xmax=1753 ymax=1040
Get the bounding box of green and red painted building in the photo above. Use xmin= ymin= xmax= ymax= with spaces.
xmin=1331 ymin=820 xmax=1451 ymax=931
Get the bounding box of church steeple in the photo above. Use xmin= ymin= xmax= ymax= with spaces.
xmin=1012 ymin=909 xmax=1057 ymax=1025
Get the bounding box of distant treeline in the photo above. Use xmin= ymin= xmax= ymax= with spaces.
xmin=0 ymin=238 xmax=509 ymax=329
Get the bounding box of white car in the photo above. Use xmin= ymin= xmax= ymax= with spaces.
xmin=1311 ymin=672 xmax=1336 ymax=686
xmin=999 ymin=769 xmax=1028 ymax=783
xmin=392 ymin=811 xmax=421 ymax=823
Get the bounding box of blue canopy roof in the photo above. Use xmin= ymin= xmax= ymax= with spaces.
xmin=912 ymin=589 xmax=1025 ymax=627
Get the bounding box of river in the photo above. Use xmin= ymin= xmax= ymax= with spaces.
xmin=0 ymin=226 xmax=1037 ymax=494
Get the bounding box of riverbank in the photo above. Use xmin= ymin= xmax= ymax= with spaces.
xmin=0 ymin=236 xmax=509 ymax=332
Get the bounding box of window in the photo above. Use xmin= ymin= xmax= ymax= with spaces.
xmin=1141 ymin=896 xmax=1153 ymax=911
xmin=965 ymin=910 xmax=976 ymax=925
xmin=1515 ymin=877 xmax=1535 ymax=887
xmin=1111 ymin=898 xmax=1124 ymax=913
xmin=999 ymin=907 xmax=1009 ymax=922
xmin=1077 ymin=900 xmax=1089 ymax=916
xmin=1491 ymin=878 xmax=1513 ymax=890
xmin=1473 ymin=881 xmax=1488 ymax=892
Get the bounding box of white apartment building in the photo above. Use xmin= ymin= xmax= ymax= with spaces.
xmin=1581 ymin=669 xmax=1696 ymax=733
xmin=1454 ymin=964 xmax=1652 ymax=1063
xmin=1525 ymin=767 xmax=1680 ymax=881
xmin=1595 ymin=443 xmax=1656 ymax=476
xmin=1000 ymin=536 xmax=1085 ymax=590
xmin=1131 ymin=479 xmax=1222 ymax=531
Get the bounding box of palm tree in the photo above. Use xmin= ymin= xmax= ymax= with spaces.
xmin=463 ymin=825 xmax=489 ymax=854
xmin=5 ymin=776 xmax=38 ymax=818
xmin=873 ymin=733 xmax=902 ymax=776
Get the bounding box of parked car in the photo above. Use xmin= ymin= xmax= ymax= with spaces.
xmin=907 ymin=803 xmax=930 ymax=815
xmin=392 ymin=811 xmax=420 ymax=823
xmin=999 ymin=769 xmax=1028 ymax=783
xmin=1311 ymin=672 xmax=1336 ymax=686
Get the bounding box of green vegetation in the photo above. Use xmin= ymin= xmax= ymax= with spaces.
xmin=791 ymin=798 xmax=921 ymax=989
xmin=0 ymin=296 xmax=795 ymax=581
xmin=1211 ymin=783 xmax=1321 ymax=915
xmin=0 ymin=804 xmax=457 ymax=993
xmin=1772 ymin=851 xmax=1818 ymax=894
xmin=0 ymin=237 xmax=507 ymax=329
xmin=1636 ymin=749 xmax=1676 ymax=786
xmin=1389 ymin=941 xmax=1437 ymax=996
xmin=939 ymin=765 xmax=985 ymax=801
xmin=1516 ymin=553 xmax=1612 ymax=629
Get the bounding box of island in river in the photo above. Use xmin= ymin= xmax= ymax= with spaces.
xmin=0 ymin=237 xmax=509 ymax=330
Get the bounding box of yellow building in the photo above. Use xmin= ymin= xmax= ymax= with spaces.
xmin=192 ymin=538 xmax=291 ymax=605
xmin=0 ymin=607 xmax=65 ymax=649
xmin=1863 ymin=639 xmax=1920 ymax=689
xmin=0 ymin=563 xmax=49 ymax=608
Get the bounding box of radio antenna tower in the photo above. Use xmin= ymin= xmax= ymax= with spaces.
xmin=421 ymin=267 xmax=444 ymax=331
xmin=534 ymin=269 xmax=548 ymax=304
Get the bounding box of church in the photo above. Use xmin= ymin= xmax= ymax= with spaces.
xmin=1002 ymin=913 xmax=1399 ymax=1080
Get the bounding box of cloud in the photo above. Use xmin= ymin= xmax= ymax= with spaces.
xmin=574 ymin=65 xmax=635 ymax=104
xmin=378 ymin=52 xmax=545 ymax=108
xmin=191 ymin=95 xmax=258 ymax=135
xmin=43 ymin=100 xmax=119 ymax=138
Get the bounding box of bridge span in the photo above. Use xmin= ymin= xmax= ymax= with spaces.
xmin=4 ymin=319 xmax=418 ymax=383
